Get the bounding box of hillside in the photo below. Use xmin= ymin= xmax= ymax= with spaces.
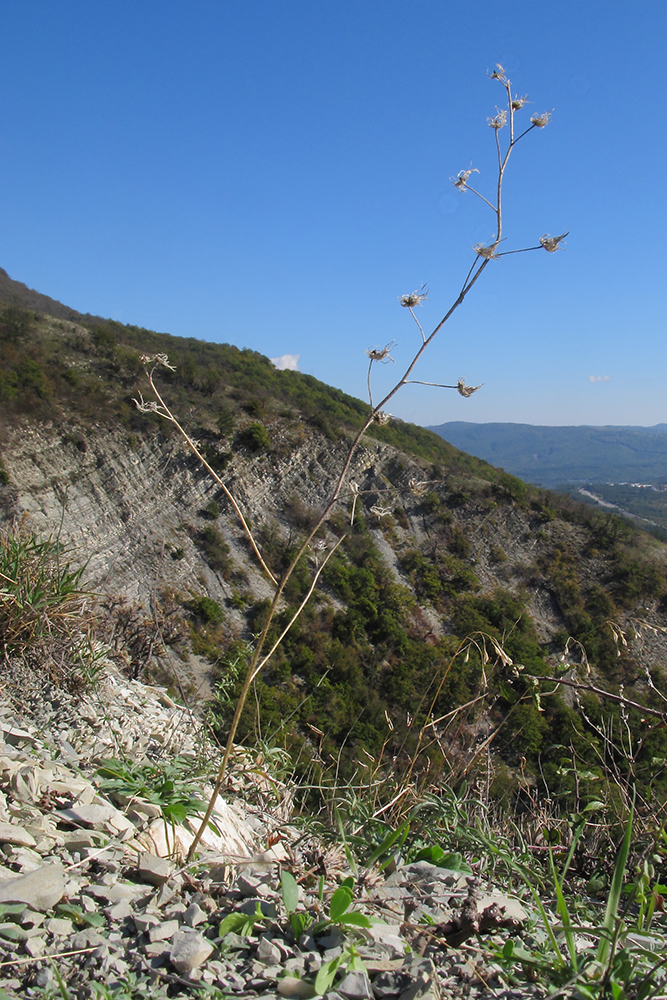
xmin=429 ymin=420 xmax=667 ymax=486
xmin=3 ymin=274 xmax=667 ymax=998
xmin=2 ymin=273 xmax=667 ymax=807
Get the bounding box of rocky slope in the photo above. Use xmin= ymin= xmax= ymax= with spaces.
xmin=0 ymin=650 xmax=538 ymax=1000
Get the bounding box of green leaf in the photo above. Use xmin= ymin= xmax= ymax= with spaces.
xmin=437 ymin=851 xmax=472 ymax=872
xmin=329 ymin=886 xmax=353 ymax=922
xmin=219 ymin=911 xmax=253 ymax=937
xmin=339 ymin=911 xmax=372 ymax=929
xmin=413 ymin=845 xmax=445 ymax=864
xmin=290 ymin=911 xmax=310 ymax=939
xmin=366 ymin=822 xmax=410 ymax=869
xmin=0 ymin=924 xmax=27 ymax=942
xmin=281 ymin=870 xmax=299 ymax=914
xmin=597 ymin=794 xmax=634 ymax=968
xmin=498 ymin=679 xmax=518 ymax=703
xmin=163 ymin=801 xmax=188 ymax=823
xmin=315 ymin=955 xmax=343 ymax=995
xmin=582 ymin=800 xmax=606 ymax=814
xmin=55 ymin=903 xmax=105 ymax=928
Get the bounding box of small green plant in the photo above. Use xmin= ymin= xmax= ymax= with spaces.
xmin=218 ymin=901 xmax=269 ymax=939
xmin=0 ymin=522 xmax=89 ymax=654
xmin=96 ymin=755 xmax=208 ymax=825
xmin=0 ymin=521 xmax=104 ymax=691
xmin=314 ymin=942 xmax=366 ymax=996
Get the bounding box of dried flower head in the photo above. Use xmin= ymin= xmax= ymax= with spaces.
xmin=487 ymin=109 xmax=507 ymax=130
xmin=133 ymin=392 xmax=160 ymax=414
xmin=365 ymin=341 xmax=396 ymax=364
xmin=511 ymin=94 xmax=528 ymax=110
xmin=373 ymin=411 xmax=391 ymax=425
xmin=488 ymin=64 xmax=508 ymax=83
xmin=139 ymin=353 xmax=176 ymax=370
xmin=348 ymin=481 xmax=360 ymax=495
xmin=452 ymin=166 xmax=479 ymax=191
xmin=473 ymin=240 xmax=499 ymax=260
xmin=399 ymin=284 xmax=428 ymax=308
xmin=539 ymin=232 xmax=568 ymax=253
xmin=530 ymin=110 xmax=553 ymax=128
xmin=408 ymin=478 xmax=429 ymax=496
xmin=310 ymin=538 xmax=329 ymax=565
xmin=370 ymin=504 xmax=393 ymax=518
xmin=457 ymin=377 xmax=483 ymax=397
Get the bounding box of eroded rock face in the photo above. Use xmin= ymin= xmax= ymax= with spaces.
xmin=0 ymin=421 xmax=387 ymax=608
xmin=4 ymin=418 xmax=667 ymax=674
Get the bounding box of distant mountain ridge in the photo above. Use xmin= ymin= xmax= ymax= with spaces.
xmin=428 ymin=421 xmax=667 ymax=486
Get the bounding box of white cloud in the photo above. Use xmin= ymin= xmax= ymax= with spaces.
xmin=588 ymin=375 xmax=611 ymax=383
xmin=271 ymin=353 xmax=301 ymax=371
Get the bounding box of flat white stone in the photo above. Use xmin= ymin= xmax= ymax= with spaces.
xmin=0 ymin=822 xmax=37 ymax=848
xmin=169 ymin=930 xmax=213 ymax=973
xmin=0 ymin=862 xmax=65 ymax=911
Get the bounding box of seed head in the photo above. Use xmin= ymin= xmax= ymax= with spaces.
xmin=487 ymin=109 xmax=508 ymax=130
xmin=457 ymin=377 xmax=483 ymax=398
xmin=370 ymin=504 xmax=393 ymax=518
xmin=488 ymin=64 xmax=508 ymax=83
xmin=511 ymin=94 xmax=528 ymax=110
xmin=408 ymin=479 xmax=429 ymax=496
xmin=139 ymin=353 xmax=176 ymax=370
xmin=539 ymin=232 xmax=568 ymax=253
xmin=400 ymin=284 xmax=428 ymax=308
xmin=365 ymin=341 xmax=396 ymax=364
xmin=473 ymin=240 xmax=499 ymax=260
xmin=530 ymin=110 xmax=553 ymax=128
xmin=373 ymin=411 xmax=391 ymax=425
xmin=452 ymin=166 xmax=479 ymax=191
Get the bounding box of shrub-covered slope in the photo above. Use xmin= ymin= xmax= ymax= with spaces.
xmin=2 ymin=281 xmax=667 ymax=811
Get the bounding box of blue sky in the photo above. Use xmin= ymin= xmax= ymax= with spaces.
xmin=1 ymin=1 xmax=665 ymax=428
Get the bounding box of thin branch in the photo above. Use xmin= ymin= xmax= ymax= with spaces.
xmin=140 ymin=367 xmax=278 ymax=586
xmin=460 ymin=184 xmax=498 ymax=214
xmin=524 ymin=674 xmax=667 ymax=722
xmin=187 ymin=535 xmax=345 ymax=858
xmin=408 ymin=305 xmax=427 ymax=343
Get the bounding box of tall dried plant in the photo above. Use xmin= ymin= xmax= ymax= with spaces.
xmin=134 ymin=65 xmax=565 ymax=859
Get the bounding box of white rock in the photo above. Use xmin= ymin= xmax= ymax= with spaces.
xmin=149 ymin=919 xmax=180 ymax=943
xmin=56 ymin=803 xmax=119 ymax=827
xmin=0 ymin=862 xmax=65 ymax=911
xmin=0 ymin=822 xmax=37 ymax=848
xmin=138 ymin=852 xmax=173 ymax=886
xmin=169 ymin=930 xmax=213 ymax=973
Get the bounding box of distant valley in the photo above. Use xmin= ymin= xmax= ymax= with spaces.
xmin=429 ymin=420 xmax=667 ymax=534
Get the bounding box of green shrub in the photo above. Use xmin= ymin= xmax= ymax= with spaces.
xmin=203 ymin=498 xmax=220 ymax=520
xmin=238 ymin=422 xmax=270 ymax=452
xmin=0 ymin=306 xmax=32 ymax=343
xmin=196 ymin=524 xmax=233 ymax=576
xmin=188 ymin=595 xmax=224 ymax=625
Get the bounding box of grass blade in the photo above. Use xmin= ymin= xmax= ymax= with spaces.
xmin=597 ymin=792 xmax=634 ymax=968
